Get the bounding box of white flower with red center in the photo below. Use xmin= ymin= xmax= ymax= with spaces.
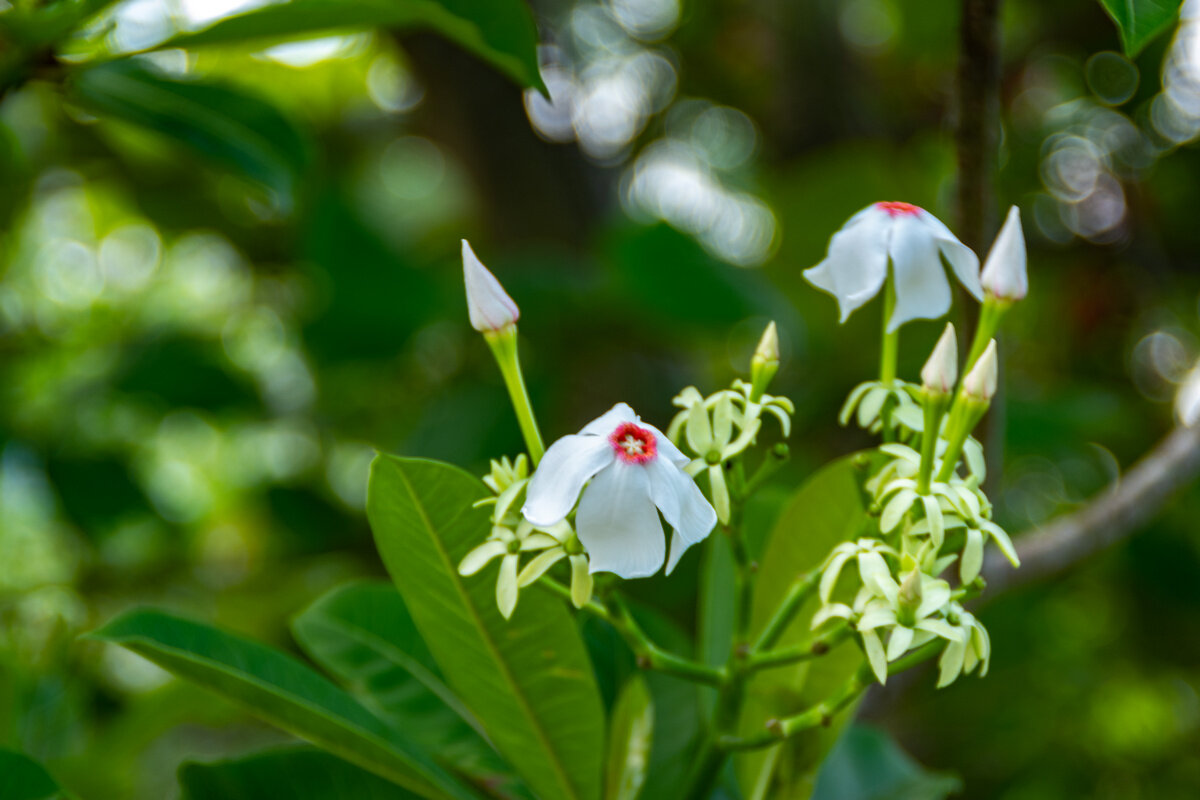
xmin=523 ymin=403 xmax=717 ymax=579
xmin=804 ymin=201 xmax=983 ymax=332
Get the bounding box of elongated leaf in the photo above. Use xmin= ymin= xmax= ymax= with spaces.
xmin=1098 ymin=0 xmax=1182 ymax=56
xmin=367 ymin=455 xmax=604 ymax=800
xmin=698 ymin=534 xmax=735 ymax=718
xmin=69 ymin=61 xmax=313 ymax=205
xmin=179 ymin=747 xmax=421 ymax=800
xmin=89 ymin=609 xmax=477 ymax=800
xmin=0 ymin=749 xmax=67 ymax=800
xmin=117 ymin=0 xmax=543 ymax=91
xmin=811 ymin=725 xmax=961 ymax=800
xmin=736 ymin=455 xmax=876 ymax=800
xmin=292 ymin=580 xmax=513 ymax=780
xmin=604 ymin=677 xmax=654 ymax=800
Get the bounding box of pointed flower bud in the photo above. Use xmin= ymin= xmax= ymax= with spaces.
xmin=980 ymin=206 xmax=1027 ymax=302
xmin=749 ymin=321 xmax=780 ymax=403
xmin=963 ymin=340 xmax=998 ymax=401
xmin=920 ymin=323 xmax=958 ymax=395
xmin=462 ymin=239 xmax=519 ymax=333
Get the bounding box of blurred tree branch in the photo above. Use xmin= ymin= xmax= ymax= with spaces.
xmin=982 ymin=423 xmax=1200 ymax=594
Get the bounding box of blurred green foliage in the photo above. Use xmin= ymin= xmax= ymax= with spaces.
xmin=0 ymin=0 xmax=1199 ymax=797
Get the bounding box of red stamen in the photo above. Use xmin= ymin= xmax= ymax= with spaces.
xmin=609 ymin=422 xmax=657 ymax=464
xmin=875 ymin=201 xmax=922 ymax=217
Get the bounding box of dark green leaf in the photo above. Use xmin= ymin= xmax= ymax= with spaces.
xmin=367 ymin=454 xmax=605 ymax=800
xmin=0 ymin=749 xmax=67 ymax=800
xmin=811 ymin=725 xmax=961 ymax=800
xmin=69 ymin=61 xmax=313 ymax=206
xmin=120 ymin=0 xmax=543 ymax=91
xmin=1097 ymin=0 xmax=1182 ymax=56
xmin=88 ymin=608 xmax=477 ymax=800
xmin=291 ymin=580 xmax=512 ymax=779
xmin=736 ymin=455 xmax=876 ymax=800
xmin=179 ymin=747 xmax=422 ymax=800
xmin=604 ymin=677 xmax=654 ymax=800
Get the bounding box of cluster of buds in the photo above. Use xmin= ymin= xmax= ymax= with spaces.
xmin=458 ymin=455 xmax=591 ymax=618
xmin=667 ymin=323 xmax=793 ymax=523
xmin=807 ymin=203 xmax=1027 ymax=688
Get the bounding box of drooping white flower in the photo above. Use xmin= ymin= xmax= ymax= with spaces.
xmin=920 ymin=323 xmax=958 ymax=395
xmin=804 ymin=202 xmax=982 ymax=332
xmin=462 ymin=239 xmax=519 ymax=333
xmin=523 ymin=403 xmax=717 ymax=578
xmin=962 ymin=339 xmax=998 ymax=401
xmin=980 ymin=206 xmax=1027 ymax=302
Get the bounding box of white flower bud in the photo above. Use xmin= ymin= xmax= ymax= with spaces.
xmin=920 ymin=323 xmax=958 ymax=394
xmin=752 ymin=321 xmax=779 ymax=366
xmin=963 ymin=340 xmax=998 ymax=401
xmin=462 ymin=239 xmax=520 ymax=333
xmin=980 ymin=206 xmax=1027 ymax=302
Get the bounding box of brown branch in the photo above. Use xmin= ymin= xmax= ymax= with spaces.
xmin=982 ymin=424 xmax=1200 ymax=594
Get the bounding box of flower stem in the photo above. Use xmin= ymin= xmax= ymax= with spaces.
xmin=484 ymin=326 xmax=545 ymax=465
xmin=747 ymin=622 xmax=854 ymax=672
xmin=751 ymin=569 xmax=818 ymax=653
xmin=880 ymin=282 xmax=899 ymax=387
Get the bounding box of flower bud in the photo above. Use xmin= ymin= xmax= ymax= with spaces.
xmin=963 ymin=340 xmax=998 ymax=401
xmin=920 ymin=323 xmax=958 ymax=395
xmin=980 ymin=206 xmax=1027 ymax=302
xmin=462 ymin=239 xmax=520 ymax=333
xmin=749 ymin=321 xmax=780 ymax=403
xmin=1177 ymin=362 xmax=1200 ymax=427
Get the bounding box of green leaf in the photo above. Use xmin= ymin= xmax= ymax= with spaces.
xmin=110 ymin=0 xmax=544 ymax=92
xmin=604 ymin=677 xmax=654 ymax=800
xmin=0 ymin=749 xmax=67 ymax=800
xmin=697 ymin=534 xmax=735 ymax=717
xmin=736 ymin=455 xmax=876 ymax=800
xmin=367 ymin=454 xmax=605 ymax=800
xmin=88 ymin=608 xmax=477 ymax=800
xmin=69 ymin=61 xmax=313 ymax=206
xmin=811 ymin=725 xmax=961 ymax=800
xmin=179 ymin=747 xmax=423 ymax=800
xmin=1097 ymin=0 xmax=1182 ymax=57
xmin=291 ymin=580 xmax=513 ymax=780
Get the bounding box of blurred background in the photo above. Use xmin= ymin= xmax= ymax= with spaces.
xmin=2 ymin=0 xmax=1200 ymax=797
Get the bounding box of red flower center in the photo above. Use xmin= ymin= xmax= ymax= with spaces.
xmin=875 ymin=201 xmax=922 ymax=217
xmin=610 ymin=422 xmax=657 ymax=464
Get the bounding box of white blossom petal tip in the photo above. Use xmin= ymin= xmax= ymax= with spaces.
xmin=462 ymin=239 xmax=520 ymax=333
xmin=522 ymin=403 xmax=717 ymax=580
xmin=920 ymin=323 xmax=958 ymax=394
xmin=980 ymin=206 xmax=1027 ymax=302
xmin=963 ymin=340 xmax=998 ymax=401
xmin=806 ymin=202 xmax=981 ymax=331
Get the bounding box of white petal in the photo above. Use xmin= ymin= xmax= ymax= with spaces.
xmin=803 ymin=206 xmax=891 ymax=323
xmin=858 ymin=606 xmax=898 ymax=630
xmin=497 ymin=554 xmax=519 ymax=619
xmin=649 ymin=424 xmax=690 ymax=467
xmin=685 ymin=401 xmax=713 ymax=454
xmin=462 ymin=240 xmax=520 ymax=332
xmin=887 ymin=626 xmax=914 ymax=661
xmin=522 ymin=435 xmax=613 ymax=526
xmin=646 ymin=456 xmax=718 ymax=548
xmin=713 ymin=395 xmax=734 ymax=447
xmin=887 ymin=213 xmax=952 ymax=332
xmin=980 ymin=206 xmax=1027 ymax=301
xmin=819 ymin=550 xmax=854 ymax=603
xmin=517 ymin=548 xmax=566 ymax=586
xmin=961 ymin=526 xmax=984 ymax=584
xmin=665 ymin=529 xmax=687 ymax=575
xmin=570 ymin=555 xmax=593 ymax=607
xmin=937 ymin=638 xmax=967 ymax=688
xmin=708 ymin=465 xmax=730 ymax=524
xmin=915 ymin=210 xmax=983 ymax=301
xmin=862 ymin=629 xmax=889 ymax=684
xmin=458 ymin=540 xmax=507 ymax=576
xmin=580 ymin=403 xmax=638 ymax=436
xmin=916 ymin=578 xmax=951 ymax=618
xmin=576 ymin=462 xmax=666 ymax=579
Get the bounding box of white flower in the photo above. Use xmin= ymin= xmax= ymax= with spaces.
xmin=980 ymin=206 xmax=1027 ymax=302
xmin=462 ymin=239 xmax=519 ymax=333
xmin=920 ymin=323 xmax=958 ymax=394
xmin=804 ymin=202 xmax=982 ymax=332
xmin=523 ymin=403 xmax=717 ymax=578
xmin=962 ymin=339 xmax=998 ymax=401
xmin=937 ymin=603 xmax=991 ymax=688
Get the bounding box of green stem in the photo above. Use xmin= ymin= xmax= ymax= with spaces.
xmin=917 ymin=392 xmax=949 ymax=494
xmin=720 ymin=640 xmax=945 ymax=752
xmin=747 ymin=623 xmax=854 ymax=672
xmin=752 ymin=569 xmax=818 ymax=653
xmin=962 ymin=296 xmax=1005 ymax=373
xmin=484 ymin=326 xmax=545 ymax=464
xmin=880 ymin=283 xmax=899 ymax=387
xmin=741 ymin=443 xmax=790 ymax=499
